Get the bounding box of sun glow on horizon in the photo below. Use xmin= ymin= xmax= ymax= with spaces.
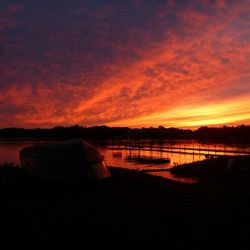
xmin=106 ymin=96 xmax=250 ymax=129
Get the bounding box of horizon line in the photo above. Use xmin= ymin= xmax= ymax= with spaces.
xmin=0 ymin=123 xmax=250 ymax=131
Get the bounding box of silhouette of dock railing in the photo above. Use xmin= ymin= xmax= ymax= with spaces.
xmin=107 ymin=145 xmax=250 ymax=157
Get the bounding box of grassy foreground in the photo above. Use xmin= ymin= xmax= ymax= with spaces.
xmin=0 ymin=164 xmax=250 ymax=249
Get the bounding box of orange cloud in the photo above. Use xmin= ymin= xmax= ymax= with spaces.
xmin=0 ymin=1 xmax=249 ymax=128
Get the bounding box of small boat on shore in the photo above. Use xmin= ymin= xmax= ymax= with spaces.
xmin=112 ymin=152 xmax=122 ymax=158
xmin=126 ymin=155 xmax=170 ymax=165
xmin=19 ymin=139 xmax=110 ymax=181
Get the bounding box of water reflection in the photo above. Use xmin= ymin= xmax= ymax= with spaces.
xmin=98 ymin=147 xmax=200 ymax=183
xmin=0 ymin=139 xmax=250 ymax=184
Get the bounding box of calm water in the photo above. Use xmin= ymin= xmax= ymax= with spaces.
xmin=1 ymin=139 xmax=250 ymax=183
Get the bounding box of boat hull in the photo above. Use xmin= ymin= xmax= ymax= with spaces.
xmin=19 ymin=139 xmax=110 ymax=181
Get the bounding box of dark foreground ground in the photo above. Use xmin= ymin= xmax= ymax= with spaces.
xmin=0 ymin=165 xmax=250 ymax=249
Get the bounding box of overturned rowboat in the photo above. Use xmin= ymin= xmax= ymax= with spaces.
xmin=19 ymin=139 xmax=110 ymax=182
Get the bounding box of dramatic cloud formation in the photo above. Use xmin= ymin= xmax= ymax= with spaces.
xmin=0 ymin=0 xmax=249 ymax=128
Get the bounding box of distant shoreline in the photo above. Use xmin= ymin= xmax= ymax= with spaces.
xmin=0 ymin=125 xmax=249 ymax=143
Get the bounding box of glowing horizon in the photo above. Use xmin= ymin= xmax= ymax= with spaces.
xmin=105 ymin=95 xmax=250 ymax=129
xmin=0 ymin=1 xmax=249 ymax=129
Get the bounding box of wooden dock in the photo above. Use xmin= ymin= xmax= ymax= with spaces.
xmin=107 ymin=145 xmax=250 ymax=157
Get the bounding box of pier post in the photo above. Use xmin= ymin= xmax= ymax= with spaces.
xmin=192 ymin=144 xmax=195 ymax=162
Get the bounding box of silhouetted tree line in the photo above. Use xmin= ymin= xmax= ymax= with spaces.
xmin=194 ymin=125 xmax=250 ymax=142
xmin=0 ymin=125 xmax=249 ymax=142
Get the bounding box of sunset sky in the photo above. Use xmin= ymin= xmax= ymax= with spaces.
xmin=0 ymin=0 xmax=250 ymax=129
